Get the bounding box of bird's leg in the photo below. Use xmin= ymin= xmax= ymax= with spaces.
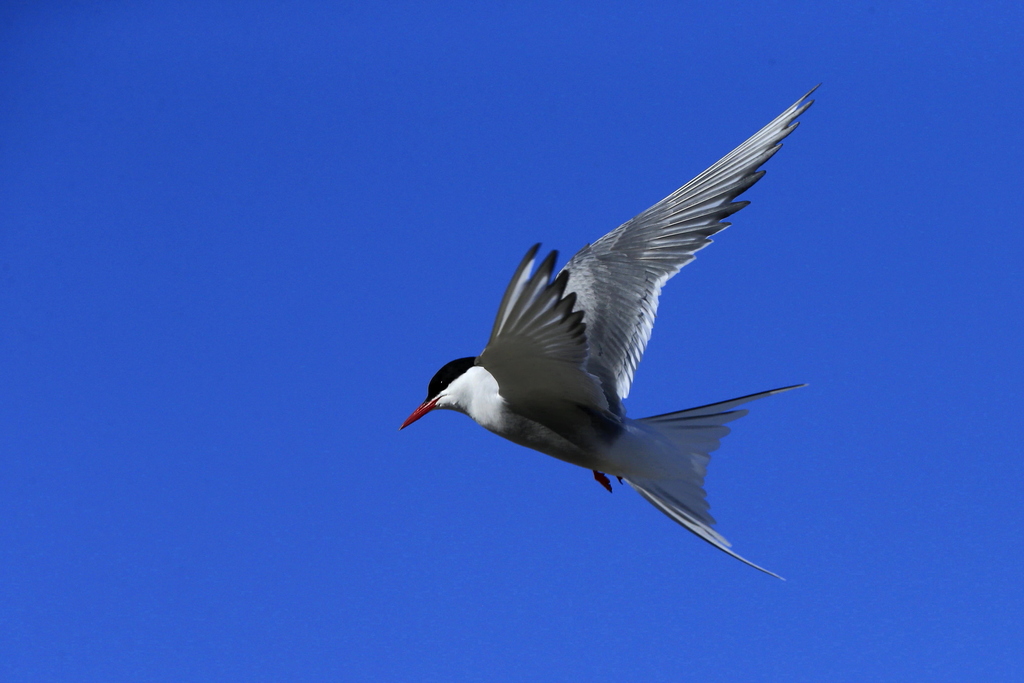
xmin=616 ymin=476 xmax=623 ymax=484
xmin=593 ymin=470 xmax=613 ymax=493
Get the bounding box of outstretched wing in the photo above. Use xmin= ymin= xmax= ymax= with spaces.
xmin=478 ymin=245 xmax=613 ymax=441
xmin=562 ymin=88 xmax=816 ymax=412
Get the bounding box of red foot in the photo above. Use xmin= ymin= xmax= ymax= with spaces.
xmin=593 ymin=470 xmax=613 ymax=493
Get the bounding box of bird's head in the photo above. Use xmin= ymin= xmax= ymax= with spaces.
xmin=400 ymin=356 xmax=477 ymax=429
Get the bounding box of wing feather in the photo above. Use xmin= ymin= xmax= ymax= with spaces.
xmin=562 ymin=88 xmax=816 ymax=411
xmin=478 ymin=246 xmax=612 ymax=440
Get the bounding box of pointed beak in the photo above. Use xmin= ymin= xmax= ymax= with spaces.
xmin=400 ymin=397 xmax=439 ymax=430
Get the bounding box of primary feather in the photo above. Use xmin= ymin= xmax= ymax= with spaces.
xmin=562 ymin=88 xmax=816 ymax=414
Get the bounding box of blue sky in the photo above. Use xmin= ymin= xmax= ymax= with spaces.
xmin=2 ymin=2 xmax=1022 ymax=680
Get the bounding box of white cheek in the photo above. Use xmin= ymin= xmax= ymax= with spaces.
xmin=430 ymin=366 xmax=503 ymax=421
xmin=434 ymin=393 xmax=458 ymax=410
xmin=452 ymin=366 xmax=505 ymax=428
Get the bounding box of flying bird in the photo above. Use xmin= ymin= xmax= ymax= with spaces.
xmin=401 ymin=89 xmax=815 ymax=578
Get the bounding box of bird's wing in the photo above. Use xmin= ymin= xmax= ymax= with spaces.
xmin=478 ymin=245 xmax=614 ymax=441
xmin=562 ymin=88 xmax=816 ymax=410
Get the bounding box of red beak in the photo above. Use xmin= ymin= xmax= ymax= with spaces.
xmin=400 ymin=397 xmax=439 ymax=430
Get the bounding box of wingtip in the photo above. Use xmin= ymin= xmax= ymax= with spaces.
xmin=769 ymin=383 xmax=808 ymax=395
xmin=788 ymin=85 xmax=819 ymax=120
xmin=796 ymin=84 xmax=820 ymax=109
xmin=537 ymin=249 xmax=559 ymax=278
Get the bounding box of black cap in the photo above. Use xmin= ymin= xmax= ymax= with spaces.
xmin=426 ymin=357 xmax=477 ymax=400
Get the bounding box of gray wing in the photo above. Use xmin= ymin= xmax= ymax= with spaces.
xmin=562 ymin=88 xmax=816 ymax=413
xmin=478 ymin=245 xmax=613 ymax=441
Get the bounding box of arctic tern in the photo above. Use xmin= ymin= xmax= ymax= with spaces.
xmin=401 ymin=89 xmax=815 ymax=578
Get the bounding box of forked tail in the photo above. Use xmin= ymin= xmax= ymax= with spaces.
xmin=624 ymin=384 xmax=805 ymax=579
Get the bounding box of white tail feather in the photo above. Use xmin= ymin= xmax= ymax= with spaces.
xmin=626 ymin=384 xmax=805 ymax=579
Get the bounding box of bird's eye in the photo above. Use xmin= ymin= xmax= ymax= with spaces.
xmin=427 ymin=356 xmax=476 ymax=399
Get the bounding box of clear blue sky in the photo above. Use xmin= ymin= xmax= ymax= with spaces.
xmin=2 ymin=2 xmax=1022 ymax=680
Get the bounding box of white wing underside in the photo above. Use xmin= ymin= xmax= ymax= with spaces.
xmin=562 ymin=89 xmax=816 ymax=413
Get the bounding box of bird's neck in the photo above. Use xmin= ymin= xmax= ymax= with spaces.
xmin=443 ymin=365 xmax=506 ymax=430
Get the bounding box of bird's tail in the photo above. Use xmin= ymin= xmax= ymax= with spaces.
xmin=623 ymin=384 xmax=805 ymax=579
